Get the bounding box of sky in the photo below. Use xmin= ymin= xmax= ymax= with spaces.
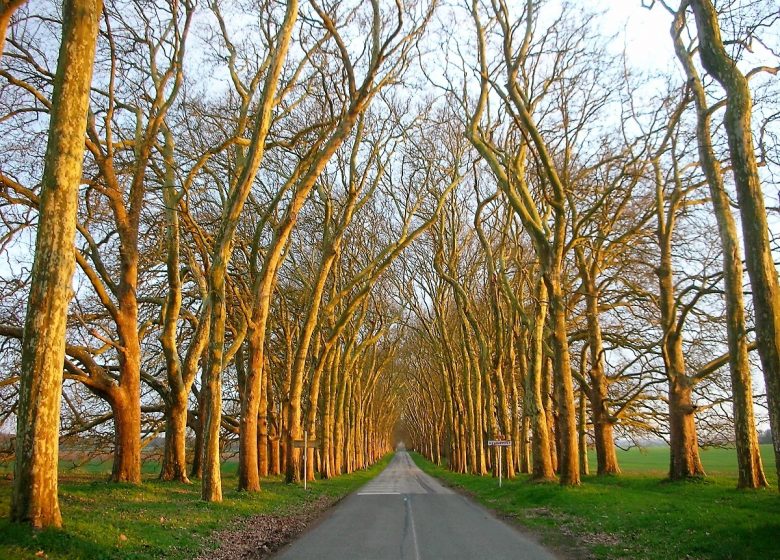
xmin=596 ymin=1 xmax=677 ymax=72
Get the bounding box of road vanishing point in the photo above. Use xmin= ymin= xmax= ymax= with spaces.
xmin=274 ymin=450 xmax=556 ymax=560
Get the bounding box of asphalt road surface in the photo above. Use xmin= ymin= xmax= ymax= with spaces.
xmin=273 ymin=450 xmax=556 ymax=560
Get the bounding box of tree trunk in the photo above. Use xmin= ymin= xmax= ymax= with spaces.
xmin=579 ymin=266 xmax=620 ymax=475
xmin=655 ymin=157 xmax=705 ymax=480
xmin=201 ymin=286 xmax=225 ymax=502
xmin=190 ymin=371 xmax=206 ymax=479
xmin=200 ymin=0 xmax=297 ymax=502
xmin=668 ymin=379 xmax=705 ymax=479
xmin=258 ymin=358 xmax=270 ymax=478
xmin=527 ymin=280 xmax=555 ymax=480
xmin=578 ymin=388 xmax=589 ymax=476
xmin=542 ymin=355 xmax=558 ymax=474
xmin=160 ymin=390 xmax=190 ymax=483
xmin=238 ymin=334 xmax=262 ymax=491
xmin=0 ymin=0 xmax=27 ymax=62
xmin=672 ymin=4 xmax=767 ymax=488
xmin=11 ymin=0 xmax=102 ymax=528
xmin=690 ymin=0 xmax=780 ymax=490
xmin=110 ymin=387 xmax=141 ymax=483
xmin=546 ymin=268 xmax=580 ymax=486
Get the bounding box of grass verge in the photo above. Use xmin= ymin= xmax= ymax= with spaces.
xmin=411 ymin=451 xmax=780 ymax=560
xmin=0 ymin=454 xmax=392 ymax=560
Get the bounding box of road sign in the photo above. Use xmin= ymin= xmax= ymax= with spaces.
xmin=487 ymin=439 xmax=512 ymax=488
xmin=294 ymin=433 xmax=321 ymax=490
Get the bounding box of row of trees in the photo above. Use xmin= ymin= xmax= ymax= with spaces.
xmin=400 ymin=0 xmax=780 ymax=491
xmin=0 ymin=0 xmax=451 ymax=528
xmin=0 ymin=0 xmax=778 ymax=532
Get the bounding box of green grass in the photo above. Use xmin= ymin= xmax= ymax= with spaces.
xmin=412 ymin=446 xmax=780 ymax=560
xmin=0 ymin=455 xmax=392 ymax=560
xmin=592 ymin=444 xmax=777 ymax=478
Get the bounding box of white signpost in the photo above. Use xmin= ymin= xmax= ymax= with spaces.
xmin=487 ymin=439 xmax=512 ymax=488
xmin=292 ymin=432 xmax=321 ymax=490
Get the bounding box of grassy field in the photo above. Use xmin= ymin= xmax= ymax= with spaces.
xmin=413 ymin=445 xmax=780 ymax=560
xmin=587 ymin=443 xmax=777 ymax=477
xmin=0 ymin=455 xmax=392 ymax=560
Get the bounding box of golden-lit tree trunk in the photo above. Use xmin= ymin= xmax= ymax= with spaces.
xmin=258 ymin=356 xmax=270 ymax=478
xmin=671 ymin=5 xmax=766 ymax=488
xmin=159 ymin=129 xmax=209 ymax=483
xmin=688 ymin=0 xmax=779 ymax=488
xmin=201 ymin=0 xmax=298 ymax=501
xmin=0 ymin=0 xmax=26 ymax=61
xmin=11 ymin=0 xmax=102 ymax=528
xmin=577 ymin=266 xmax=620 ymax=476
xmin=527 ymin=279 xmax=555 ymax=480
xmin=655 ymin=160 xmax=705 ymax=480
xmin=109 ymin=376 xmax=141 ymax=483
xmin=578 ymin=386 xmax=589 ymax=477
xmin=159 ymin=131 xmax=187 ymax=483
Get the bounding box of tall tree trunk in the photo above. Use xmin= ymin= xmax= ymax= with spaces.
xmin=190 ymin=367 xmax=206 ymax=479
xmin=691 ymin=0 xmax=780 ymax=489
xmin=542 ymin=355 xmax=558 ymax=473
xmin=655 ymin=162 xmax=705 ymax=480
xmin=110 ymin=384 xmax=141 ymax=483
xmin=545 ymin=261 xmax=580 ymax=485
xmin=673 ymin=3 xmax=767 ymax=488
xmin=578 ymin=265 xmax=620 ymax=475
xmin=202 ymin=286 xmax=226 ymax=501
xmin=527 ymin=280 xmax=555 ymax=480
xmin=11 ymin=0 xmax=102 ymax=528
xmin=0 ymin=0 xmax=26 ymax=62
xmin=200 ymin=0 xmax=297 ymax=501
xmin=668 ymin=378 xmax=705 ymax=479
xmin=516 ymin=334 xmax=532 ymax=474
xmin=578 ymin=387 xmax=589 ymax=476
xmin=238 ymin=335 xmax=262 ymax=491
xmin=258 ymin=357 xmax=270 ymax=478
xmin=159 ymin=130 xmax=192 ymax=484
xmin=160 ymin=391 xmax=189 ymax=483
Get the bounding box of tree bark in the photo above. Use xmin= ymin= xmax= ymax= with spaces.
xmin=199 ymin=0 xmax=297 ymax=502
xmin=0 ymin=0 xmax=26 ymax=62
xmin=11 ymin=0 xmax=102 ymax=528
xmin=579 ymin=386 xmax=589 ymax=477
xmin=655 ymin=160 xmax=705 ymax=480
xmin=527 ymin=280 xmax=555 ymax=480
xmin=686 ymin=0 xmax=774 ymax=488
xmin=160 ymin=392 xmax=190 ymax=483
xmin=110 ymin=386 xmax=141 ymax=483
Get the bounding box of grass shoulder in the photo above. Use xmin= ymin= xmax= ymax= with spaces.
xmin=0 ymin=453 xmax=393 ymax=560
xmin=411 ymin=452 xmax=780 ymax=560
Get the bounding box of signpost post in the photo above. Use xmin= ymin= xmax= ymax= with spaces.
xmin=292 ymin=433 xmax=321 ymax=490
xmin=487 ymin=438 xmax=512 ymax=488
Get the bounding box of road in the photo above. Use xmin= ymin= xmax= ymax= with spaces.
xmin=273 ymin=450 xmax=557 ymax=560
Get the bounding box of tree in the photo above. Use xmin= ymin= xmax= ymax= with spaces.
xmin=465 ymin=0 xmax=587 ymax=485
xmin=0 ymin=0 xmax=26 ymax=61
xmin=200 ymin=0 xmax=298 ymax=502
xmin=669 ymin=0 xmax=767 ymax=487
xmin=688 ymin=0 xmax=780 ymax=489
xmin=11 ymin=0 xmax=102 ymax=528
